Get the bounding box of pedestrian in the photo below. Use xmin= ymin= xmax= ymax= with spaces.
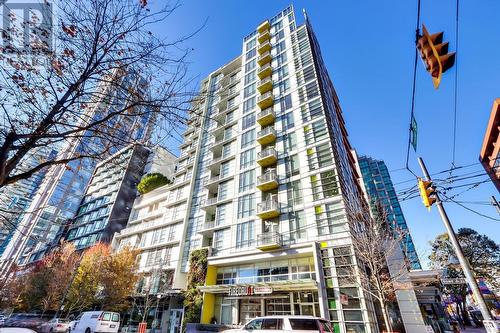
xmin=451 ymin=321 xmax=460 ymax=333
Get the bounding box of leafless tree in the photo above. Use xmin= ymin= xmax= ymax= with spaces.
xmin=0 ymin=0 xmax=197 ymax=191
xmin=347 ymin=205 xmax=413 ymax=333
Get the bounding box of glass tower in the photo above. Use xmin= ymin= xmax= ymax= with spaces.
xmin=357 ymin=156 xmax=421 ymax=270
xmin=172 ymin=6 xmax=378 ymax=332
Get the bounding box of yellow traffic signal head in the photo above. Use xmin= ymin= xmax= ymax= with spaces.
xmin=416 ymin=25 xmax=456 ymax=89
xmin=418 ymin=178 xmax=437 ymax=209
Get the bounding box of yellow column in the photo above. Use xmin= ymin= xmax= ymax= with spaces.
xmin=200 ymin=265 xmax=217 ymax=324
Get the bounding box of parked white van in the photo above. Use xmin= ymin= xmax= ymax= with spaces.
xmin=70 ymin=312 xmax=120 ymax=333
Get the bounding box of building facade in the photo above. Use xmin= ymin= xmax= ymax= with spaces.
xmin=479 ymin=98 xmax=500 ymax=192
xmin=0 ymin=70 xmax=153 ymax=275
xmin=0 ymin=147 xmax=57 ymax=256
xmin=168 ymin=6 xmax=378 ymax=332
xmin=63 ymin=144 xmax=150 ymax=251
xmin=357 ymin=156 xmax=421 ymax=270
xmin=112 ymin=182 xmax=187 ymax=333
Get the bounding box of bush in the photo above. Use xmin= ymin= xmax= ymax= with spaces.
xmin=137 ymin=173 xmax=170 ymax=194
xmin=182 ymin=248 xmax=209 ymax=328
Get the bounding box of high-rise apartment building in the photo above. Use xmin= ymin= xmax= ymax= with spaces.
xmin=0 ymin=70 xmax=153 ymax=276
xmin=357 ymin=156 xmax=421 ymax=270
xmin=62 ymin=144 xmax=150 ymax=252
xmin=0 ymin=147 xmax=57 ymax=256
xmin=168 ymin=6 xmax=379 ymax=332
xmin=112 ymin=182 xmax=187 ymax=333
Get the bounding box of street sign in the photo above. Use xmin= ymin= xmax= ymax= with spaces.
xmin=441 ymin=278 xmax=467 ymax=285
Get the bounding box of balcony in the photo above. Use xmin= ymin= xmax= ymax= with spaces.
xmin=257 ymin=91 xmax=274 ymax=109
xmin=256 ymin=232 xmax=283 ymax=251
xmin=202 ymin=197 xmax=218 ymax=212
xmin=257 ymin=51 xmax=272 ymax=66
xmin=257 ymin=76 xmax=273 ymax=94
xmin=257 ymin=108 xmax=276 ymax=126
xmin=257 ymin=20 xmax=270 ymax=33
xmin=204 ymin=173 xmax=232 ymax=192
xmin=258 ymin=30 xmax=271 ymax=44
xmin=257 ymin=126 xmax=277 ymax=145
xmin=257 ymin=171 xmax=278 ymax=191
xmin=258 ymin=41 xmax=271 ymax=55
xmin=257 ymin=63 xmax=272 ymax=79
xmin=257 ymin=198 xmax=280 ymax=219
xmin=257 ymin=147 xmax=277 ymax=167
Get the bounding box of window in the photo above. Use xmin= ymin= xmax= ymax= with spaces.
xmin=243 ymin=97 xmax=256 ymax=113
xmin=278 ymin=78 xmax=290 ymax=94
xmin=216 ymin=204 xmax=228 ymax=225
xmin=220 ymin=161 xmax=231 ymax=177
xmin=307 ymin=143 xmax=333 ymax=170
xmin=275 ymin=64 xmax=289 ymax=80
xmin=239 ymin=170 xmax=255 ymax=192
xmin=280 ymin=111 xmax=294 ymax=130
xmin=289 ymin=319 xmax=318 ymax=330
xmin=227 ymin=97 xmax=236 ymax=108
xmin=304 ymin=120 xmax=328 ymax=145
xmin=262 ymin=318 xmax=283 ymax=330
xmin=273 ymin=40 xmax=286 ymax=54
xmin=289 ymin=210 xmax=306 ymax=240
xmin=285 ymin=154 xmax=300 ymax=176
xmin=102 ymin=313 xmax=112 ymax=321
xmin=244 ymin=83 xmax=256 ymax=98
xmin=244 ymin=71 xmax=256 ymax=85
xmin=237 ymin=194 xmax=255 ymax=218
xmin=311 ymin=171 xmax=339 ymax=200
xmin=246 ymin=38 xmax=256 ymax=51
xmin=283 ymin=132 xmax=297 ymax=151
xmin=240 ymin=149 xmax=255 ymax=169
xmin=241 ymin=129 xmax=256 ymax=149
xmin=301 ymin=98 xmax=323 ymax=122
xmin=236 ymin=221 xmax=254 ymax=249
xmin=111 ymin=314 xmax=120 ymax=322
xmin=246 ymin=48 xmax=256 ymax=60
xmin=218 ymin=181 xmax=230 ymax=200
xmin=242 ymin=113 xmax=255 ymax=130
xmin=245 ymin=59 xmax=256 ymax=72
xmin=286 ymin=180 xmax=303 ymax=206
xmin=245 ymin=319 xmax=262 ymax=330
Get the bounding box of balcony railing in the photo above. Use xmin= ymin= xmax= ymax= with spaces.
xmin=257 ymin=126 xmax=277 ymax=145
xmin=257 ymin=51 xmax=272 ymax=66
xmin=257 ymin=91 xmax=274 ymax=109
xmin=257 ymin=63 xmax=272 ymax=79
xmin=257 ymin=20 xmax=270 ymax=33
xmin=257 ymin=147 xmax=277 ymax=167
xmin=257 ymin=171 xmax=277 ymax=184
xmin=257 ymin=76 xmax=273 ymax=93
xmin=257 ymin=107 xmax=275 ymax=126
xmin=257 ymin=198 xmax=280 ymax=219
xmin=258 ymin=41 xmax=271 ymax=54
xmin=258 ymin=30 xmax=271 ymax=44
xmin=256 ymin=232 xmax=283 ymax=251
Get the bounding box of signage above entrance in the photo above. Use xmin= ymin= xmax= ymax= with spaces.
xmin=228 ymin=286 xmax=273 ymax=296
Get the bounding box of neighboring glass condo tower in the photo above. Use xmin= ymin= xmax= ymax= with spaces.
xmin=357 ymin=156 xmax=421 ymax=270
xmin=173 ymin=6 xmax=378 ymax=332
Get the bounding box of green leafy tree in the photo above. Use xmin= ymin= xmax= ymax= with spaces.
xmin=429 ymin=228 xmax=500 ymax=325
xmin=137 ymin=173 xmax=171 ymax=194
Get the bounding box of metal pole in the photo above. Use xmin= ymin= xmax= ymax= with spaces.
xmin=418 ymin=157 xmax=492 ymax=322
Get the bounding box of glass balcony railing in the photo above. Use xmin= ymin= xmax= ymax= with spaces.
xmin=257 ymin=198 xmax=280 ymax=219
xmin=256 ymin=231 xmax=283 ymax=250
xmin=257 ymin=126 xmax=277 ymax=145
xmin=257 ymin=147 xmax=277 ymax=167
xmin=257 ymin=171 xmax=278 ymax=191
xmin=257 ymin=91 xmax=274 ymax=109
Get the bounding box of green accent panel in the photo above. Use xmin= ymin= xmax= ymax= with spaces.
xmin=328 ymin=299 xmax=336 ymax=309
xmin=333 ymin=323 xmax=340 ymax=333
xmin=326 ymin=278 xmax=334 ymax=288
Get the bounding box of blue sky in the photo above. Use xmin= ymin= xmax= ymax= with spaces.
xmin=156 ymin=0 xmax=500 ymax=266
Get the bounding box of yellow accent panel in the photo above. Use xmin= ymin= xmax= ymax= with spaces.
xmin=320 ymin=241 xmax=328 ymax=248
xmin=315 ymin=206 xmax=322 ymax=214
xmin=201 ymin=293 xmax=215 ymax=324
xmin=205 ymin=265 xmax=217 ymax=286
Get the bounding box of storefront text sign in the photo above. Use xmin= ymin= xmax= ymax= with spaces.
xmin=228 ymin=286 xmax=273 ymax=296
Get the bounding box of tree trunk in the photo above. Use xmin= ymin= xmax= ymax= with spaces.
xmin=377 ymin=293 xmax=392 ymax=332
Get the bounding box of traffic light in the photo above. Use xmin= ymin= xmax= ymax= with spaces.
xmin=418 ymin=178 xmax=437 ymax=209
xmin=416 ymin=25 xmax=456 ymax=89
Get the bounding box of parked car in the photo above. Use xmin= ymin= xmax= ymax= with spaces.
xmin=39 ymin=319 xmax=70 ymax=333
xmin=71 ymin=312 xmax=120 ymax=333
xmin=2 ymin=314 xmax=50 ymax=330
xmin=225 ymin=316 xmax=333 ymax=333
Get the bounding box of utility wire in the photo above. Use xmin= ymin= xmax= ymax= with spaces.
xmin=441 ymin=193 xmax=500 ymax=222
xmin=451 ymin=0 xmax=460 ymax=167
xmin=405 ymin=0 xmax=421 ymax=178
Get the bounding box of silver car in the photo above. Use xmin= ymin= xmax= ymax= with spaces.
xmin=39 ymin=319 xmax=70 ymax=333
